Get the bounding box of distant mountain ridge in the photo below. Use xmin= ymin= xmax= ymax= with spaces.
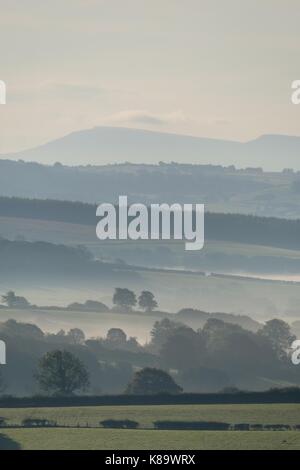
xmin=3 ymin=126 xmax=300 ymax=171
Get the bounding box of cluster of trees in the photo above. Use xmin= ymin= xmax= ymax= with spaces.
xmin=112 ymin=288 xmax=158 ymax=312
xmin=0 ymin=289 xmax=158 ymax=313
xmin=150 ymin=317 xmax=295 ymax=362
xmin=101 ymin=328 xmax=141 ymax=352
xmin=147 ymin=317 xmax=298 ymax=392
xmin=0 ymin=315 xmax=298 ymax=397
xmin=1 ymin=291 xmax=30 ymax=309
xmin=34 ymin=350 xmax=181 ymax=396
xmin=30 ymin=316 xmax=298 ymax=396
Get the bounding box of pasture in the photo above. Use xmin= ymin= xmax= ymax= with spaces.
xmin=0 ymin=403 xmax=300 ymax=449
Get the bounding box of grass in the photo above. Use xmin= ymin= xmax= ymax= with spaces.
xmin=1 ymin=428 xmax=300 ymax=450
xmin=1 ymin=403 xmax=300 ymax=428
xmin=1 ymin=403 xmax=300 ymax=449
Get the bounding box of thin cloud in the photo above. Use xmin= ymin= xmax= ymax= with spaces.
xmin=106 ymin=110 xmax=189 ymax=126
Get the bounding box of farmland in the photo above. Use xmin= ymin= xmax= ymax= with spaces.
xmin=0 ymin=403 xmax=300 ymax=449
xmin=1 ymin=428 xmax=300 ymax=450
xmin=1 ymin=403 xmax=300 ymax=428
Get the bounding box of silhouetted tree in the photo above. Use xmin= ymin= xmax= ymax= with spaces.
xmin=138 ymin=291 xmax=158 ymax=312
xmin=150 ymin=318 xmax=195 ymax=353
xmin=67 ymin=328 xmax=85 ymax=345
xmin=202 ymin=318 xmax=279 ymax=373
xmin=106 ymin=328 xmax=127 ymax=345
xmin=36 ymin=350 xmax=89 ymax=396
xmin=1 ymin=291 xmax=30 ymax=308
xmin=258 ymin=319 xmax=296 ymax=361
xmin=113 ymin=288 xmax=137 ymax=311
xmin=1 ymin=319 xmax=43 ymax=339
xmin=125 ymin=367 xmax=182 ymax=395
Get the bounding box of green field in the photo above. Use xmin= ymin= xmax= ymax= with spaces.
xmin=0 ymin=403 xmax=300 ymax=450
xmin=1 ymin=428 xmax=300 ymax=450
xmin=1 ymin=403 xmax=300 ymax=428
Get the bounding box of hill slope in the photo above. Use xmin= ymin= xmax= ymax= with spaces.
xmin=0 ymin=160 xmax=299 ymax=218
xmin=3 ymin=127 xmax=300 ymax=171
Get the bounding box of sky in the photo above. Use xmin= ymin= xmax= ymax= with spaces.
xmin=0 ymin=0 xmax=300 ymax=153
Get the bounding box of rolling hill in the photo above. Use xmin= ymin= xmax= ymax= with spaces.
xmin=3 ymin=127 xmax=300 ymax=171
xmin=0 ymin=159 xmax=299 ymax=217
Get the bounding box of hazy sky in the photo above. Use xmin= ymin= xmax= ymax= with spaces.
xmin=0 ymin=0 xmax=300 ymax=153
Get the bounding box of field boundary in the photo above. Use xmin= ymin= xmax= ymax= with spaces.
xmin=1 ymin=389 xmax=300 ymax=408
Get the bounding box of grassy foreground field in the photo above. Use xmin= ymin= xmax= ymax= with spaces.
xmin=1 ymin=403 xmax=300 ymax=428
xmin=1 ymin=428 xmax=300 ymax=450
xmin=0 ymin=403 xmax=300 ymax=450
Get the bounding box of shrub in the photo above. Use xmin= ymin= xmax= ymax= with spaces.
xmin=100 ymin=419 xmax=139 ymax=429
xmin=250 ymin=424 xmax=263 ymax=431
xmin=264 ymin=424 xmax=291 ymax=431
xmin=233 ymin=423 xmax=250 ymax=431
xmin=0 ymin=417 xmax=7 ymax=427
xmin=22 ymin=418 xmax=57 ymax=427
xmin=153 ymin=420 xmax=230 ymax=430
